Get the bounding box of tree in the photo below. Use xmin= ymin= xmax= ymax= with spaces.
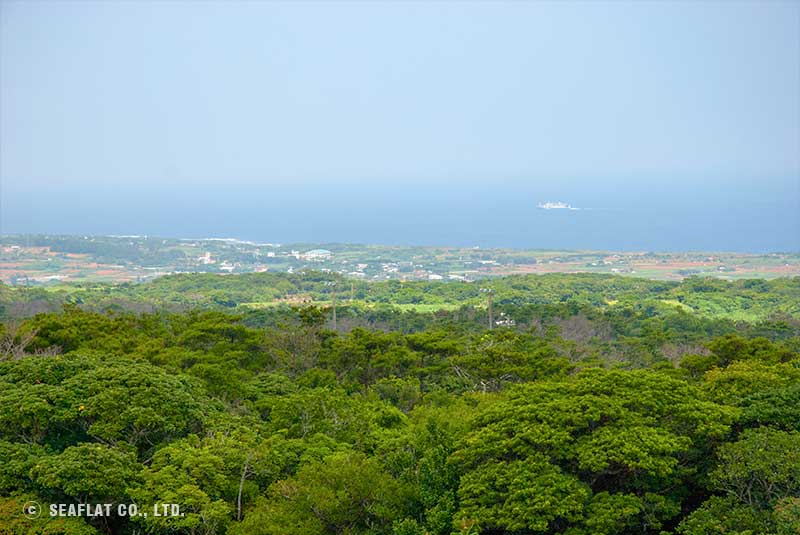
xmin=710 ymin=428 xmax=800 ymax=510
xmin=678 ymin=428 xmax=800 ymax=535
xmin=128 ymin=434 xmax=233 ymax=535
xmin=676 ymin=496 xmax=772 ymax=535
xmin=457 ymin=453 xmax=589 ymax=532
xmin=452 ymin=370 xmax=736 ymax=533
xmin=0 ymin=321 xmax=40 ymax=360
xmin=231 ymin=451 xmax=404 ymax=535
xmin=739 ymin=384 xmax=800 ymax=431
xmin=32 ymin=443 xmax=140 ymax=504
xmin=0 ymin=353 xmax=210 ymax=455
xmin=702 ymin=361 xmax=800 ymax=406
xmin=60 ymin=356 xmax=208 ymax=456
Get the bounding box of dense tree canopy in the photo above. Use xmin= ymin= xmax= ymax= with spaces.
xmin=1 ymin=272 xmax=799 ymax=534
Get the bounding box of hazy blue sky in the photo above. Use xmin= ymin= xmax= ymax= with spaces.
xmin=1 ymin=1 xmax=798 ymax=251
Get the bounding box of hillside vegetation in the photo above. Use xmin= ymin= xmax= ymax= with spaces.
xmin=1 ymin=272 xmax=799 ymax=534
xmin=3 ymin=272 xmax=800 ymax=322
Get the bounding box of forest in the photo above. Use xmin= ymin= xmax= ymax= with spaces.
xmin=1 ymin=272 xmax=799 ymax=534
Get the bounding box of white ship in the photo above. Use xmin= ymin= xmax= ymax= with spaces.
xmin=537 ymin=201 xmax=579 ymax=210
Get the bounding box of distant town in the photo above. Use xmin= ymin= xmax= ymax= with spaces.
xmin=1 ymin=234 xmax=798 ymax=286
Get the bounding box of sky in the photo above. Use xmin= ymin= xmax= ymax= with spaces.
xmin=1 ymin=0 xmax=798 ymax=251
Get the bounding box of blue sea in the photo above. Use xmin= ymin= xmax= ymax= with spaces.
xmin=3 ymin=179 xmax=798 ymax=252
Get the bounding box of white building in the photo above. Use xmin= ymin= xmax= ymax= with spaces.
xmin=301 ymin=249 xmax=332 ymax=261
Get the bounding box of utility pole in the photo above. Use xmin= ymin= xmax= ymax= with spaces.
xmin=488 ymin=290 xmax=494 ymax=329
xmin=481 ymin=288 xmax=495 ymax=329
xmin=350 ymin=281 xmax=355 ymax=302
xmin=332 ymin=282 xmax=337 ymax=331
xmin=325 ymin=280 xmax=338 ymax=331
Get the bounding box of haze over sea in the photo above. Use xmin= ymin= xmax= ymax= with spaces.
xmin=2 ymin=1 xmax=798 ymax=252
xmin=4 ymin=178 xmax=797 ymax=252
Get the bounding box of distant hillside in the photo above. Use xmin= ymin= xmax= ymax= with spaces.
xmin=2 ymin=271 xmax=798 ymax=323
